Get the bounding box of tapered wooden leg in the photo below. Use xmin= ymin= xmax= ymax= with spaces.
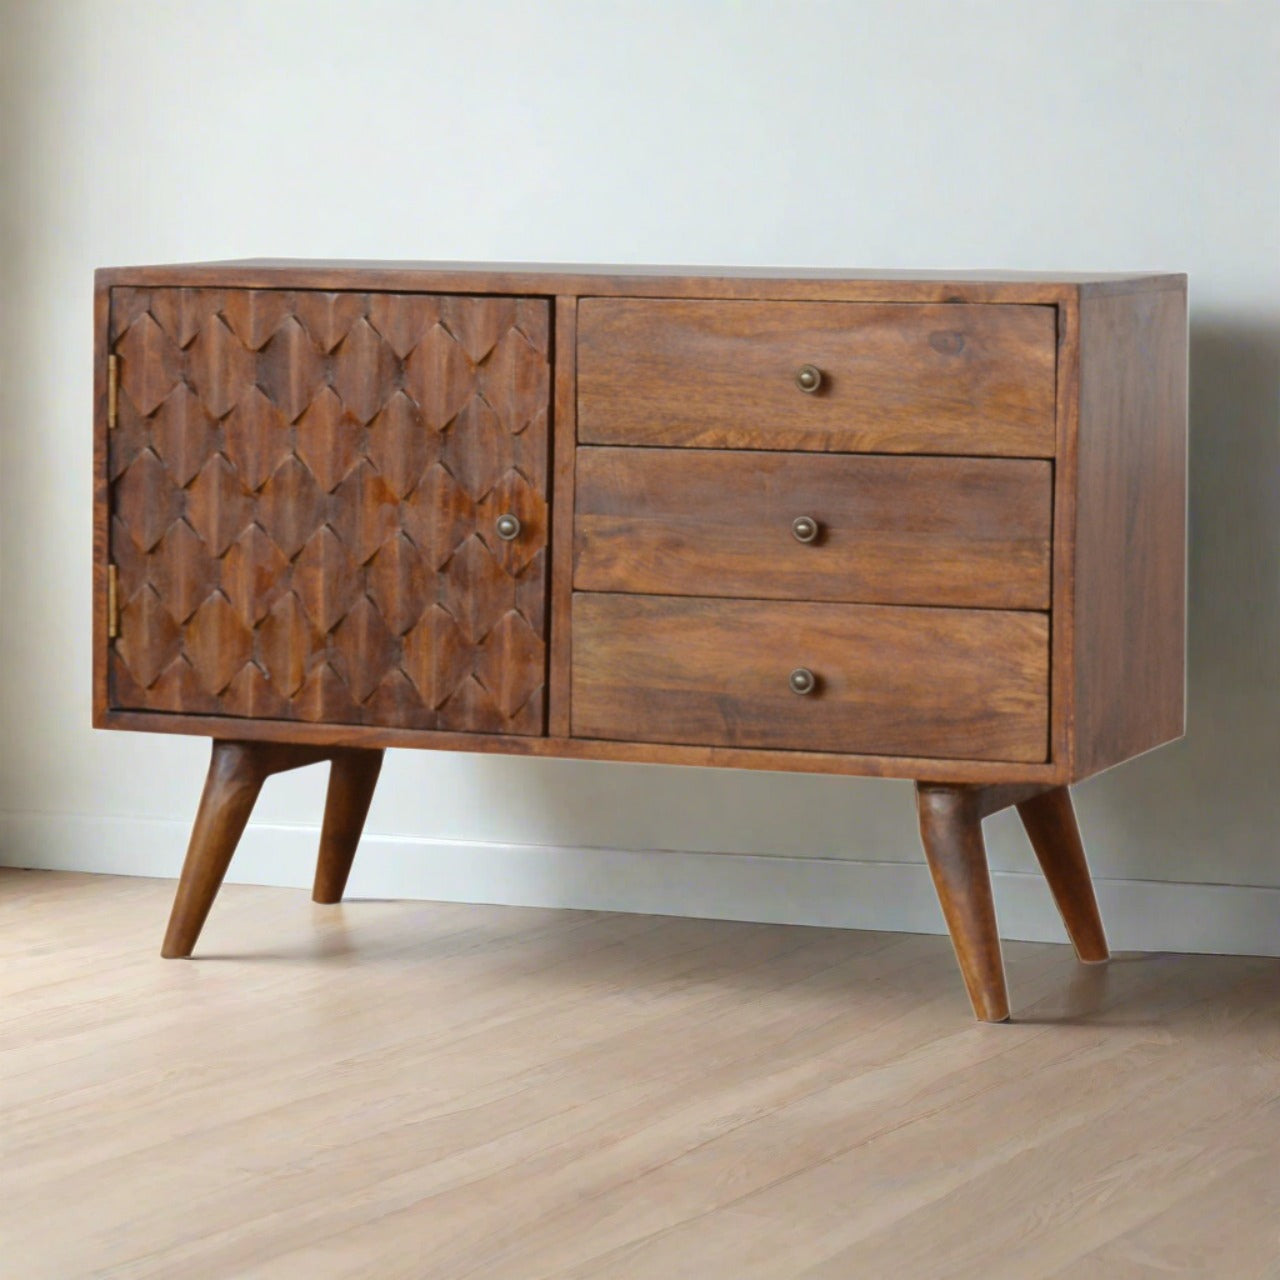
xmin=916 ymin=784 xmax=1010 ymax=1022
xmin=312 ymin=749 xmax=384 ymax=904
xmin=1016 ymin=786 xmax=1109 ymax=963
xmin=162 ymin=739 xmax=344 ymax=958
xmin=161 ymin=741 xmax=271 ymax=958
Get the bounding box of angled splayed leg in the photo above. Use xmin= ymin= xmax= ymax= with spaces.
xmin=915 ymin=781 xmax=1109 ymax=1020
xmin=312 ymin=748 xmax=385 ymax=904
xmin=916 ymin=783 xmax=1010 ymax=1022
xmin=161 ymin=739 xmax=346 ymax=958
xmin=1016 ymin=786 xmax=1109 ymax=963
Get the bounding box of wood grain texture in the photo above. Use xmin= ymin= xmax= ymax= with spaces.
xmin=92 ymin=265 xmax=1187 ymax=792
xmin=547 ymin=296 xmax=577 ymax=737
xmin=1016 ymin=785 xmax=1109 ymax=963
xmin=98 ymin=706 xmax=1067 ymax=784
xmin=312 ymin=748 xmax=385 ymax=905
xmin=571 ymin=594 xmax=1049 ymax=762
xmin=160 ymin=740 xmax=272 ymax=958
xmin=915 ymin=781 xmax=1109 ymax=1020
xmin=1049 ymin=295 xmax=1081 ymax=779
xmin=162 ymin=740 xmax=383 ymax=956
xmin=916 ymin=784 xmax=1010 ymax=1021
xmin=577 ymin=298 xmax=1056 ymax=456
xmin=96 ymin=261 xmax=1183 ymax=301
xmin=1071 ymin=283 xmax=1188 ymax=778
xmin=574 ymin=447 xmax=1053 ymax=609
xmin=89 ymin=264 xmax=1188 ymax=1026
xmin=9 ymin=871 xmax=1280 ymax=1279
xmin=92 ymin=280 xmax=112 ymax=723
xmin=962 ymin=782 xmax=1057 ymax=820
xmin=160 ymin=740 xmax=344 ymax=956
xmin=106 ymin=287 xmax=551 ymax=736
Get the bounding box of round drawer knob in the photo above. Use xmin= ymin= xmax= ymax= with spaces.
xmin=791 ymin=515 xmax=819 ymax=544
xmin=795 ymin=364 xmax=823 ymax=394
xmin=495 ymin=513 xmax=522 ymax=542
xmin=789 ymin=667 xmax=817 ymax=696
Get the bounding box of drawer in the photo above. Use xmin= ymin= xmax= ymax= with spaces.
xmin=571 ymin=594 xmax=1049 ymax=763
xmin=574 ymin=447 xmax=1052 ymax=610
xmin=577 ymin=298 xmax=1056 ymax=456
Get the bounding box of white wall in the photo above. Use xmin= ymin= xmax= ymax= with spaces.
xmin=2 ymin=0 xmax=1278 ymax=954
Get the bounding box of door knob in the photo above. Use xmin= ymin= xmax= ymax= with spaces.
xmin=791 ymin=516 xmax=819 ymax=543
xmin=795 ymin=364 xmax=823 ymax=394
xmin=789 ymin=667 xmax=817 ymax=696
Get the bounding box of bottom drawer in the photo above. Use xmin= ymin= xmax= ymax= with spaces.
xmin=571 ymin=594 xmax=1049 ymax=763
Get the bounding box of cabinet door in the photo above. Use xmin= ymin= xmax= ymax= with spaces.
xmin=105 ymin=288 xmax=550 ymax=734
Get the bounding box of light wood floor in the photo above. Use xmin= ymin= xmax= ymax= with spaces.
xmin=3 ymin=869 xmax=1279 ymax=1280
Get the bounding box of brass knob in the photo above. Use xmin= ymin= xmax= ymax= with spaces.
xmin=791 ymin=515 xmax=819 ymax=544
xmin=789 ymin=667 xmax=816 ymax=696
xmin=495 ymin=513 xmax=522 ymax=542
xmin=795 ymin=364 xmax=823 ymax=394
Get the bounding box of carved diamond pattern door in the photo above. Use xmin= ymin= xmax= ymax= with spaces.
xmin=107 ymin=288 xmax=551 ymax=734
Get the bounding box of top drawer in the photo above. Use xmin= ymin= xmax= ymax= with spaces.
xmin=578 ymin=299 xmax=1056 ymax=457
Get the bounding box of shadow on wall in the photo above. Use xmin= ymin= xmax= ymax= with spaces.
xmin=1072 ymin=317 xmax=1280 ymax=886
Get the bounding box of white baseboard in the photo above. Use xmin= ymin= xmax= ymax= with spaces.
xmin=2 ymin=811 xmax=1278 ymax=957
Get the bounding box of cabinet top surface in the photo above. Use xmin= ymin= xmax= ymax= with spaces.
xmin=97 ymin=260 xmax=1186 ymax=300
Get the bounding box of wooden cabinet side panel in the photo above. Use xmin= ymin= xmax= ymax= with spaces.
xmin=104 ymin=287 xmax=551 ymax=735
xmin=92 ymin=279 xmax=112 ymax=724
xmin=1072 ymin=284 xmax=1188 ymax=778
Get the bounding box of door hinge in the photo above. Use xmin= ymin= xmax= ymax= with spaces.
xmin=107 ymin=354 xmax=119 ymax=429
xmin=107 ymin=564 xmax=120 ymax=638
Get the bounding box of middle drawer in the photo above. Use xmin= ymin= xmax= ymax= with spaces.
xmin=574 ymin=447 xmax=1052 ymax=610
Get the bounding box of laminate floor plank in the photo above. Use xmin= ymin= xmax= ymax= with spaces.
xmin=1044 ymin=1143 xmax=1280 ymax=1279
xmin=469 ymin=954 xmax=1263 ymax=1280
xmin=1 ymin=869 xmax=1277 ymax=1280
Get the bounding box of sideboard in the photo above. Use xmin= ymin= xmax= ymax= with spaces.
xmin=92 ymin=262 xmax=1187 ymax=1021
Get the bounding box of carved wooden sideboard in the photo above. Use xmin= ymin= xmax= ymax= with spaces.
xmin=93 ymin=262 xmax=1187 ymax=1021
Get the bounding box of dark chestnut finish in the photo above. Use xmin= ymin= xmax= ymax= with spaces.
xmin=162 ymin=741 xmax=274 ymax=959
xmin=1016 ymin=786 xmax=1109 ymax=964
xmin=574 ymin=447 xmax=1053 ymax=609
xmin=546 ymin=296 xmax=578 ymax=739
xmin=1071 ymin=286 xmax=1188 ymax=778
xmin=915 ymin=780 xmax=1112 ymax=1019
xmin=93 ymin=261 xmax=1186 ymax=1022
xmin=916 ymin=784 xmax=1012 ymax=1022
xmin=313 ymin=748 xmax=385 ymax=904
xmin=571 ymin=594 xmax=1049 ymax=762
xmin=577 ymin=298 xmax=1056 ymax=456
xmin=162 ymin=740 xmax=384 ymax=957
xmin=107 ymin=287 xmax=551 ymax=735
xmin=93 ymin=707 xmax=1066 ymax=783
